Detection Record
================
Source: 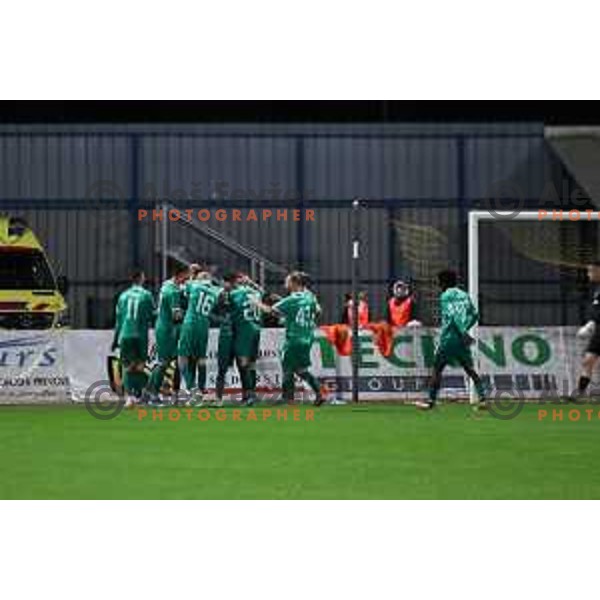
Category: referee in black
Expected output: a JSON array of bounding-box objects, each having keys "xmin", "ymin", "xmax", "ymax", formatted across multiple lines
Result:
[{"xmin": 573, "ymin": 261, "xmax": 600, "ymax": 399}]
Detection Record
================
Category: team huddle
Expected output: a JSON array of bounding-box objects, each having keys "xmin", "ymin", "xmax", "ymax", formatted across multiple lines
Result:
[
  {"xmin": 111, "ymin": 259, "xmax": 600, "ymax": 409},
  {"xmin": 112, "ymin": 263, "xmax": 489, "ymax": 410},
  {"xmin": 112, "ymin": 266, "xmax": 326, "ymax": 408}
]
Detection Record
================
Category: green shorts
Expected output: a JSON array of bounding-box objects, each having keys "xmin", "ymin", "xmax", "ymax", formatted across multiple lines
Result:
[
  {"xmin": 178, "ymin": 323, "xmax": 209, "ymax": 358},
  {"xmin": 155, "ymin": 324, "xmax": 179, "ymax": 360},
  {"xmin": 282, "ymin": 340, "xmax": 313, "ymax": 372},
  {"xmin": 120, "ymin": 336, "xmax": 148, "ymax": 366},
  {"xmin": 434, "ymin": 337, "xmax": 474, "ymax": 369},
  {"xmin": 233, "ymin": 323, "xmax": 261, "ymax": 361}
]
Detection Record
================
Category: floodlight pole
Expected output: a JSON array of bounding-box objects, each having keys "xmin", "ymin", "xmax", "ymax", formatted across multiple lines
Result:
[{"xmin": 351, "ymin": 198, "xmax": 361, "ymax": 404}]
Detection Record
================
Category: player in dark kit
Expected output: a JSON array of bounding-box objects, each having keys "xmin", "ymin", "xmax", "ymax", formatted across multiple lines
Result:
[{"xmin": 572, "ymin": 261, "xmax": 600, "ymax": 399}]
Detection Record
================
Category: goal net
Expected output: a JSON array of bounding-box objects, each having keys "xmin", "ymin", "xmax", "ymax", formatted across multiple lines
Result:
[
  {"xmin": 469, "ymin": 210, "xmax": 600, "ymax": 402},
  {"xmin": 469, "ymin": 210, "xmax": 599, "ymax": 326}
]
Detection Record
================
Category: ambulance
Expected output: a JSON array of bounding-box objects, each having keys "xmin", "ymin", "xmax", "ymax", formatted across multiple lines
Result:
[{"xmin": 0, "ymin": 216, "xmax": 68, "ymax": 329}]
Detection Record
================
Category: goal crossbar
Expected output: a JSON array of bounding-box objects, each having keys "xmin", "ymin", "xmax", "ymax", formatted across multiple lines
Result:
[{"xmin": 468, "ymin": 210, "xmax": 544, "ymax": 313}]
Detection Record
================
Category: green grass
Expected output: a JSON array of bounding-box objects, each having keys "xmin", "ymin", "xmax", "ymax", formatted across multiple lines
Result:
[{"xmin": 1, "ymin": 402, "xmax": 599, "ymax": 499}]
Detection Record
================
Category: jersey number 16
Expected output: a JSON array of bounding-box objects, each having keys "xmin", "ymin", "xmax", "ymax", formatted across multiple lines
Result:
[{"xmin": 196, "ymin": 292, "xmax": 215, "ymax": 317}]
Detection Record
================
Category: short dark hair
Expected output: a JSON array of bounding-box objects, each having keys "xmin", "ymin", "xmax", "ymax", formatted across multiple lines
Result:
[
  {"xmin": 588, "ymin": 260, "xmax": 600, "ymax": 267},
  {"xmin": 437, "ymin": 269, "xmax": 457, "ymax": 289},
  {"xmin": 288, "ymin": 271, "xmax": 309, "ymax": 287},
  {"xmin": 222, "ymin": 271, "xmax": 247, "ymax": 286},
  {"xmin": 173, "ymin": 264, "xmax": 189, "ymax": 276},
  {"xmin": 222, "ymin": 270, "xmax": 239, "ymax": 283},
  {"xmin": 130, "ymin": 269, "xmax": 145, "ymax": 283}
]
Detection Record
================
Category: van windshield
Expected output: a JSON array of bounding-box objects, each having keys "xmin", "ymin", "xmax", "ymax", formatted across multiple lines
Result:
[{"xmin": 0, "ymin": 249, "xmax": 56, "ymax": 290}]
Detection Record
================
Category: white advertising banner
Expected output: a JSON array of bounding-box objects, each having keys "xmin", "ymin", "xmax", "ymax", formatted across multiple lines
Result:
[
  {"xmin": 0, "ymin": 331, "xmax": 69, "ymax": 403},
  {"xmin": 324, "ymin": 327, "xmax": 579, "ymax": 400},
  {"xmin": 0, "ymin": 327, "xmax": 590, "ymax": 403}
]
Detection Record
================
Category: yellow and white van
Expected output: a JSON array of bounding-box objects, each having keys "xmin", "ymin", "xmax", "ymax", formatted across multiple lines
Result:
[{"xmin": 0, "ymin": 216, "xmax": 68, "ymax": 329}]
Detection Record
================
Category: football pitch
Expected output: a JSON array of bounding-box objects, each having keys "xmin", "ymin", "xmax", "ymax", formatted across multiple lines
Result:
[{"xmin": 2, "ymin": 402, "xmax": 599, "ymax": 499}]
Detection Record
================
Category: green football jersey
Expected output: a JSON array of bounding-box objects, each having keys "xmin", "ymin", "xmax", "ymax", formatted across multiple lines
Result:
[
  {"xmin": 219, "ymin": 306, "xmax": 233, "ymax": 335},
  {"xmin": 115, "ymin": 284, "xmax": 155, "ymax": 341},
  {"xmin": 155, "ymin": 279, "xmax": 184, "ymax": 328},
  {"xmin": 439, "ymin": 287, "xmax": 478, "ymax": 343},
  {"xmin": 183, "ymin": 279, "xmax": 222, "ymax": 324},
  {"xmin": 274, "ymin": 290, "xmax": 320, "ymax": 344},
  {"xmin": 229, "ymin": 285, "xmax": 262, "ymax": 329}
]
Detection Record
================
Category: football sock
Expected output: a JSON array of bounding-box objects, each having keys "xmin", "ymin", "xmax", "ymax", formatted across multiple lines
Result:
[
  {"xmin": 148, "ymin": 360, "xmax": 168, "ymax": 394},
  {"xmin": 126, "ymin": 371, "xmax": 147, "ymax": 397},
  {"xmin": 248, "ymin": 363, "xmax": 257, "ymax": 392},
  {"xmin": 197, "ymin": 363, "xmax": 207, "ymax": 391},
  {"xmin": 282, "ymin": 370, "xmax": 295, "ymax": 402},
  {"xmin": 470, "ymin": 373, "xmax": 486, "ymax": 399},
  {"xmin": 122, "ymin": 370, "xmax": 133, "ymax": 395},
  {"xmin": 428, "ymin": 385, "xmax": 439, "ymax": 404},
  {"xmin": 137, "ymin": 371, "xmax": 148, "ymax": 397},
  {"xmin": 239, "ymin": 364, "xmax": 257, "ymax": 396},
  {"xmin": 298, "ymin": 370, "xmax": 320, "ymax": 396},
  {"xmin": 216, "ymin": 369, "xmax": 226, "ymax": 400},
  {"xmin": 578, "ymin": 376, "xmax": 591, "ymax": 394},
  {"xmin": 238, "ymin": 365, "xmax": 250, "ymax": 400},
  {"xmin": 475, "ymin": 380, "xmax": 486, "ymax": 399},
  {"xmin": 179, "ymin": 358, "xmax": 197, "ymax": 391}
]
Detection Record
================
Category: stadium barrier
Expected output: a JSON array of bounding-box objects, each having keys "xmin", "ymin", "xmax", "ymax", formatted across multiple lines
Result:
[{"xmin": 0, "ymin": 327, "xmax": 589, "ymax": 404}]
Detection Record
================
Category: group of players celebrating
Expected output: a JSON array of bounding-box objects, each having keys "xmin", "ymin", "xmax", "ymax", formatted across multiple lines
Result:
[
  {"xmin": 112, "ymin": 262, "xmax": 489, "ymax": 411},
  {"xmin": 112, "ymin": 265, "xmax": 327, "ymax": 408},
  {"xmin": 112, "ymin": 259, "xmax": 600, "ymax": 410}
]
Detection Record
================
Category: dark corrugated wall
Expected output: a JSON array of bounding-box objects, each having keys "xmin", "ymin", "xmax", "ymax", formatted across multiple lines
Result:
[{"xmin": 2, "ymin": 121, "xmax": 584, "ymax": 329}]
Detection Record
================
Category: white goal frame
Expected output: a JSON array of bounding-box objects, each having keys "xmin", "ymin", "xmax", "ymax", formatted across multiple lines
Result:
[{"xmin": 467, "ymin": 210, "xmax": 543, "ymax": 402}]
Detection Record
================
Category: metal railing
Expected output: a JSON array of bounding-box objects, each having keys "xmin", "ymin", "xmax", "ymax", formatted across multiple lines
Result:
[{"xmin": 158, "ymin": 203, "xmax": 288, "ymax": 287}]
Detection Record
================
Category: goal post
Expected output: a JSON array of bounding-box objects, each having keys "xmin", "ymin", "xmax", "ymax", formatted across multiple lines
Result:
[
  {"xmin": 468, "ymin": 211, "xmax": 545, "ymax": 403},
  {"xmin": 468, "ymin": 211, "xmax": 547, "ymax": 315},
  {"xmin": 468, "ymin": 209, "xmax": 597, "ymax": 403}
]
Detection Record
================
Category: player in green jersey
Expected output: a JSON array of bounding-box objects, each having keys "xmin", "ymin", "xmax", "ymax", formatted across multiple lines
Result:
[
  {"xmin": 214, "ymin": 272, "xmax": 237, "ymax": 406},
  {"xmin": 144, "ymin": 264, "xmax": 189, "ymax": 404},
  {"xmin": 228, "ymin": 273, "xmax": 263, "ymax": 406},
  {"xmin": 256, "ymin": 271, "xmax": 325, "ymax": 406},
  {"xmin": 416, "ymin": 269, "xmax": 486, "ymax": 410},
  {"xmin": 178, "ymin": 267, "xmax": 223, "ymax": 405},
  {"xmin": 112, "ymin": 270, "xmax": 155, "ymax": 407}
]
